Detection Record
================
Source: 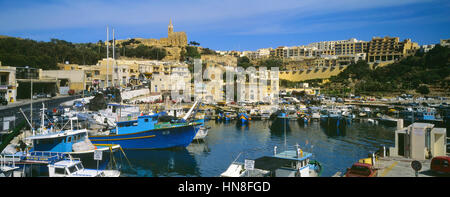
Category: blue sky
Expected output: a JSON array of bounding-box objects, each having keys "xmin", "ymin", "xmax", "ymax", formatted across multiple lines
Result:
[{"xmin": 0, "ymin": 0, "xmax": 449, "ymax": 51}]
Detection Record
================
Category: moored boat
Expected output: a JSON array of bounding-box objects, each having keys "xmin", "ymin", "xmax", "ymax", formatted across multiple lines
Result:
[
  {"xmin": 269, "ymin": 110, "xmax": 291, "ymax": 132},
  {"xmin": 221, "ymin": 145, "xmax": 322, "ymax": 177},
  {"xmin": 48, "ymin": 157, "xmax": 120, "ymax": 177},
  {"xmin": 88, "ymin": 101, "xmax": 201, "ymax": 150}
]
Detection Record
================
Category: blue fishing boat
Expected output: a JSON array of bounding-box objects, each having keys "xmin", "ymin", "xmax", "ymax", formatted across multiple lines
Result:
[
  {"xmin": 415, "ymin": 107, "xmax": 439, "ymax": 121},
  {"xmin": 223, "ymin": 112, "xmax": 232, "ymax": 121},
  {"xmin": 88, "ymin": 101, "xmax": 201, "ymax": 150},
  {"xmin": 269, "ymin": 110, "xmax": 291, "ymax": 132},
  {"xmin": 238, "ymin": 112, "xmax": 250, "ymax": 125},
  {"xmin": 297, "ymin": 109, "xmax": 310, "ymax": 125},
  {"xmin": 25, "ymin": 122, "xmax": 121, "ymax": 170},
  {"xmin": 19, "ymin": 104, "xmax": 121, "ymax": 171},
  {"xmin": 320, "ymin": 108, "xmax": 346, "ymax": 129}
]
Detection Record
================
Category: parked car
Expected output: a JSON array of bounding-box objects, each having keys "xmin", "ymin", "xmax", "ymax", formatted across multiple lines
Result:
[
  {"xmin": 430, "ymin": 156, "xmax": 450, "ymax": 174},
  {"xmin": 38, "ymin": 93, "xmax": 48, "ymax": 98},
  {"xmin": 344, "ymin": 163, "xmax": 378, "ymax": 177}
]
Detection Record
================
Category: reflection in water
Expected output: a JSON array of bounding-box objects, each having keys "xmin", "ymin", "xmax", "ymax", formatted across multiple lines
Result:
[
  {"xmin": 119, "ymin": 119, "xmax": 395, "ymax": 177},
  {"xmin": 235, "ymin": 121, "xmax": 250, "ymax": 131},
  {"xmin": 320, "ymin": 124, "xmax": 347, "ymax": 137},
  {"xmin": 269, "ymin": 119, "xmax": 292, "ymax": 137},
  {"xmin": 186, "ymin": 141, "xmax": 211, "ymax": 155},
  {"xmin": 121, "ymin": 148, "xmax": 200, "ymax": 177}
]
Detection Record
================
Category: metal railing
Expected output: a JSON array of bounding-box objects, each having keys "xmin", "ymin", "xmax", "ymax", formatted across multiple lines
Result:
[{"xmin": 0, "ymin": 154, "xmax": 17, "ymax": 169}]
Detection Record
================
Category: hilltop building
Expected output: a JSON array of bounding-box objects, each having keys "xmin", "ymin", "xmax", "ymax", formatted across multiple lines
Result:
[
  {"xmin": 115, "ymin": 19, "xmax": 187, "ymax": 48},
  {"xmin": 367, "ymin": 36, "xmax": 419, "ymax": 64},
  {"xmin": 114, "ymin": 20, "xmax": 188, "ymax": 61},
  {"xmin": 440, "ymin": 39, "xmax": 450, "ymax": 47}
]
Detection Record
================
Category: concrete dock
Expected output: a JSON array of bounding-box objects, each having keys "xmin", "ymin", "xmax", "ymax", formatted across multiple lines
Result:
[{"xmin": 375, "ymin": 156, "xmax": 435, "ymax": 177}]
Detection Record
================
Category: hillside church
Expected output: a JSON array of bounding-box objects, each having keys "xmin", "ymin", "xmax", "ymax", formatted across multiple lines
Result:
[{"xmin": 116, "ymin": 20, "xmax": 188, "ymax": 47}]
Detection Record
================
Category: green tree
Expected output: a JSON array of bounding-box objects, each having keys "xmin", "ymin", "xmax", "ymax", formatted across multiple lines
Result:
[
  {"xmin": 416, "ymin": 85, "xmax": 430, "ymax": 95},
  {"xmin": 237, "ymin": 56, "xmax": 253, "ymax": 69},
  {"xmin": 182, "ymin": 46, "xmax": 201, "ymax": 60},
  {"xmin": 257, "ymin": 58, "xmax": 283, "ymax": 68},
  {"xmin": 189, "ymin": 41, "xmax": 200, "ymax": 46}
]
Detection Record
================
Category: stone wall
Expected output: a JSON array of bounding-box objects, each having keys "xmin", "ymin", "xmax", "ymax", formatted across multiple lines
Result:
[{"xmin": 279, "ymin": 66, "xmax": 347, "ymax": 82}]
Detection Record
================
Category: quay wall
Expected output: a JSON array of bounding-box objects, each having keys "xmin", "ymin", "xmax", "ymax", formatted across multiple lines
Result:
[{"xmin": 279, "ymin": 66, "xmax": 347, "ymax": 82}]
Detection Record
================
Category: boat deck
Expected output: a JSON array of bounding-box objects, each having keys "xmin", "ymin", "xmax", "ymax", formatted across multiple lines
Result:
[{"xmin": 274, "ymin": 150, "xmax": 312, "ymax": 161}]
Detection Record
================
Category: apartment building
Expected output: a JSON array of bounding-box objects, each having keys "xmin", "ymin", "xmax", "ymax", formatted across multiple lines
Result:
[
  {"xmin": 367, "ymin": 36, "xmax": 419, "ymax": 63},
  {"xmin": 150, "ymin": 62, "xmax": 191, "ymax": 97},
  {"xmin": 0, "ymin": 66, "xmax": 17, "ymax": 102},
  {"xmin": 440, "ymin": 39, "xmax": 450, "ymax": 47},
  {"xmin": 335, "ymin": 39, "xmax": 368, "ymax": 55}
]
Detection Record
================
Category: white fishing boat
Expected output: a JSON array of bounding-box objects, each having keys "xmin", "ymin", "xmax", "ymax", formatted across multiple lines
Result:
[
  {"xmin": 193, "ymin": 125, "xmax": 209, "ymax": 141},
  {"xmin": 221, "ymin": 145, "xmax": 322, "ymax": 177},
  {"xmin": 48, "ymin": 157, "xmax": 120, "ymax": 177},
  {"xmin": 98, "ymin": 103, "xmax": 141, "ymax": 122},
  {"xmin": 260, "ymin": 110, "xmax": 271, "ymax": 120},
  {"xmin": 222, "ymin": 107, "xmax": 322, "ymax": 177}
]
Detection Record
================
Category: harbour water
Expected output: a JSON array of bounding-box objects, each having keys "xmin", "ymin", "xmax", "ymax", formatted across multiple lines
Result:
[{"xmin": 120, "ymin": 119, "xmax": 396, "ymax": 177}]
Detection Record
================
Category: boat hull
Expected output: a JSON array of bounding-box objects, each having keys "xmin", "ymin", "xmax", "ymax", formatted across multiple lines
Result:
[{"xmin": 89, "ymin": 125, "xmax": 198, "ymax": 150}]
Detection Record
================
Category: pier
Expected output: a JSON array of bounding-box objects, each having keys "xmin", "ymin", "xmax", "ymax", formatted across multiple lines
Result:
[{"xmin": 375, "ymin": 156, "xmax": 434, "ymax": 177}]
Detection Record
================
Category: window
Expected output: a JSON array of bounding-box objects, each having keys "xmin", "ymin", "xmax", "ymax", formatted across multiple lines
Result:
[
  {"xmin": 67, "ymin": 137, "xmax": 72, "ymax": 143},
  {"xmin": 55, "ymin": 167, "xmax": 66, "ymax": 175},
  {"xmin": 443, "ymin": 160, "xmax": 449, "ymax": 167},
  {"xmin": 75, "ymin": 163, "xmax": 84, "ymax": 171},
  {"xmin": 68, "ymin": 165, "xmax": 77, "ymax": 174}
]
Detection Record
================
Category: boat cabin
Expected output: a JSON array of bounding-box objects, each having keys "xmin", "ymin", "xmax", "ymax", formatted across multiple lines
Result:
[
  {"xmin": 27, "ymin": 129, "xmax": 89, "ymax": 153},
  {"xmin": 113, "ymin": 114, "xmax": 159, "ymax": 135},
  {"xmin": 48, "ymin": 159, "xmax": 104, "ymax": 177}
]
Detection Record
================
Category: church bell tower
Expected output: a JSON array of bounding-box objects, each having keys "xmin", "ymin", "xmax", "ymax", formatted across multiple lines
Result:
[{"xmin": 168, "ymin": 19, "xmax": 174, "ymax": 35}]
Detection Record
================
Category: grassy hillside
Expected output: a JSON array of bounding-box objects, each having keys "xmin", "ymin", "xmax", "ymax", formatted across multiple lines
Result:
[
  {"xmin": 323, "ymin": 45, "xmax": 450, "ymax": 97},
  {"xmin": 0, "ymin": 37, "xmax": 166, "ymax": 69}
]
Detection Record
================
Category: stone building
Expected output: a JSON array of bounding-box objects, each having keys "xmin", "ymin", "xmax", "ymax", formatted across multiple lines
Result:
[
  {"xmin": 115, "ymin": 20, "xmax": 188, "ymax": 61},
  {"xmin": 116, "ymin": 19, "xmax": 187, "ymax": 48},
  {"xmin": 367, "ymin": 36, "xmax": 419, "ymax": 63}
]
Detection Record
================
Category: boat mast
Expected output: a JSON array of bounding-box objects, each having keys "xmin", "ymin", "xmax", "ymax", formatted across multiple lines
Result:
[
  {"xmin": 106, "ymin": 26, "xmax": 109, "ymax": 88},
  {"xmin": 284, "ymin": 106, "xmax": 287, "ymax": 153},
  {"xmin": 41, "ymin": 103, "xmax": 45, "ymax": 133}
]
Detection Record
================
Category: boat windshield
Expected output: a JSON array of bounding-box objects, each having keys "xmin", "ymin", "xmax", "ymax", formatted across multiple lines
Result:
[
  {"xmin": 75, "ymin": 163, "xmax": 84, "ymax": 171},
  {"xmin": 68, "ymin": 165, "xmax": 78, "ymax": 174}
]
